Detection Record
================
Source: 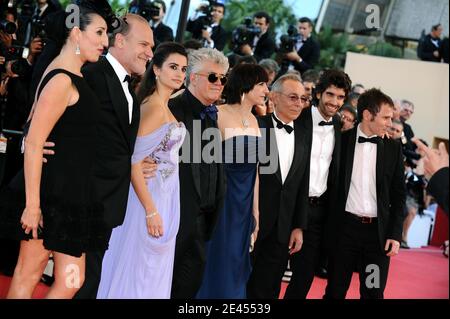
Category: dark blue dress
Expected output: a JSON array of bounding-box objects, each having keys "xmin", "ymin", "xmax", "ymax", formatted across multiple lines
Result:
[{"xmin": 196, "ymin": 135, "xmax": 260, "ymax": 299}]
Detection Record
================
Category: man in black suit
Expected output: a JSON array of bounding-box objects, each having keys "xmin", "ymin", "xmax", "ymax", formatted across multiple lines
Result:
[
  {"xmin": 418, "ymin": 24, "xmax": 443, "ymax": 62},
  {"xmin": 247, "ymin": 73, "xmax": 309, "ymax": 299},
  {"xmin": 284, "ymin": 69, "xmax": 351, "ymax": 299},
  {"xmin": 186, "ymin": 2, "xmax": 227, "ymax": 51},
  {"xmin": 324, "ymin": 88, "xmax": 406, "ymax": 299},
  {"xmin": 169, "ymin": 48, "xmax": 228, "ymax": 299},
  {"xmin": 149, "ymin": 0, "xmax": 174, "ymax": 44},
  {"xmin": 239, "ymin": 12, "xmax": 276, "ymax": 62},
  {"xmin": 74, "ymin": 14, "xmax": 154, "ymax": 299},
  {"xmin": 284, "ymin": 17, "xmax": 320, "ymax": 75}
]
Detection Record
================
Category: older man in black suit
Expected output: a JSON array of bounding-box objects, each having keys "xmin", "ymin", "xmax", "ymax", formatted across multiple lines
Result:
[
  {"xmin": 324, "ymin": 88, "xmax": 406, "ymax": 299},
  {"xmin": 169, "ymin": 48, "xmax": 229, "ymax": 299},
  {"xmin": 247, "ymin": 73, "xmax": 310, "ymax": 299}
]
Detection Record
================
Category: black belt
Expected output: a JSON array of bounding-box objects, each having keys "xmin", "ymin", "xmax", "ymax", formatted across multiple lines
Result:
[
  {"xmin": 308, "ymin": 196, "xmax": 326, "ymax": 206},
  {"xmin": 345, "ymin": 211, "xmax": 377, "ymax": 224}
]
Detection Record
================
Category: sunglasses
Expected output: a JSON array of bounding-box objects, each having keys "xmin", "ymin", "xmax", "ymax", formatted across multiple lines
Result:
[{"xmin": 196, "ymin": 72, "xmax": 227, "ymax": 85}]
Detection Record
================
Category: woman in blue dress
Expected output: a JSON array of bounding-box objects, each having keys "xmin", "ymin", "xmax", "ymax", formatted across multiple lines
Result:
[
  {"xmin": 97, "ymin": 42, "xmax": 187, "ymax": 298},
  {"xmin": 196, "ymin": 63, "xmax": 269, "ymax": 298}
]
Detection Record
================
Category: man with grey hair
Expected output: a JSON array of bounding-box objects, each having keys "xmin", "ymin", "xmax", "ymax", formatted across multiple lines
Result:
[
  {"xmin": 247, "ymin": 74, "xmax": 309, "ymax": 298},
  {"xmin": 169, "ymin": 48, "xmax": 229, "ymax": 298},
  {"xmin": 259, "ymin": 58, "xmax": 280, "ymax": 86}
]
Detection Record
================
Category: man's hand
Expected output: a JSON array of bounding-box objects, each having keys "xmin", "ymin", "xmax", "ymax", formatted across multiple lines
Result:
[
  {"xmin": 201, "ymin": 29, "xmax": 212, "ymax": 43},
  {"xmin": 285, "ymin": 50, "xmax": 302, "ymax": 62},
  {"xmin": 0, "ymin": 76, "xmax": 9, "ymax": 96},
  {"xmin": 142, "ymin": 157, "xmax": 158, "ymax": 182},
  {"xmin": 289, "ymin": 228, "xmax": 303, "ymax": 254},
  {"xmin": 240, "ymin": 44, "xmax": 253, "ymax": 56},
  {"xmin": 385, "ymin": 239, "xmax": 400, "ymax": 257},
  {"xmin": 433, "ymin": 50, "xmax": 440, "ymax": 58},
  {"xmin": 413, "ymin": 139, "xmax": 449, "ymax": 178}
]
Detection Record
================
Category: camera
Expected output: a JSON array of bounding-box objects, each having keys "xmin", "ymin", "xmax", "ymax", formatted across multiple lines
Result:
[
  {"xmin": 129, "ymin": 0, "xmax": 162, "ymax": 21},
  {"xmin": 0, "ymin": 44, "xmax": 29, "ymax": 77},
  {"xmin": 231, "ymin": 17, "xmax": 261, "ymax": 53},
  {"xmin": 0, "ymin": 19, "xmax": 17, "ymax": 34},
  {"xmin": 278, "ymin": 24, "xmax": 300, "ymax": 54},
  {"xmin": 195, "ymin": 0, "xmax": 220, "ymax": 31}
]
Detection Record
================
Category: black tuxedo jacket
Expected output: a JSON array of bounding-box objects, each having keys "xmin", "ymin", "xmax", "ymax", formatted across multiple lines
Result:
[
  {"xmin": 254, "ymin": 32, "xmax": 276, "ymax": 62},
  {"xmin": 329, "ymin": 127, "xmax": 406, "ymax": 252},
  {"xmin": 420, "ymin": 34, "xmax": 441, "ymax": 62},
  {"xmin": 257, "ymin": 115, "xmax": 309, "ymax": 243},
  {"xmin": 82, "ymin": 58, "xmax": 140, "ymax": 229},
  {"xmin": 295, "ymin": 107, "xmax": 341, "ymax": 229},
  {"xmin": 186, "ymin": 20, "xmax": 228, "ymax": 51},
  {"xmin": 292, "ymin": 37, "xmax": 320, "ymax": 74},
  {"xmin": 169, "ymin": 90, "xmax": 225, "ymax": 241},
  {"xmin": 153, "ymin": 22, "xmax": 174, "ymax": 44}
]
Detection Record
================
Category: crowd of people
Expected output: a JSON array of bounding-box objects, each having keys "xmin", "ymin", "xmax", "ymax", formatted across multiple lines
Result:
[{"xmin": 0, "ymin": 0, "xmax": 448, "ymax": 300}]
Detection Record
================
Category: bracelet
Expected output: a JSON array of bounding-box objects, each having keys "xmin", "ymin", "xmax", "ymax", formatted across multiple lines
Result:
[{"xmin": 145, "ymin": 212, "xmax": 158, "ymax": 219}]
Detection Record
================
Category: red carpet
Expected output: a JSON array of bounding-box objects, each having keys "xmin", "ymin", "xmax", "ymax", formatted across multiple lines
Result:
[
  {"xmin": 279, "ymin": 246, "xmax": 449, "ymax": 299},
  {"xmin": 1, "ymin": 246, "xmax": 448, "ymax": 299}
]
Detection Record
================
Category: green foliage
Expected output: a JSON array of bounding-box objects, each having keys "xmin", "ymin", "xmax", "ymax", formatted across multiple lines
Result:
[
  {"xmin": 367, "ymin": 41, "xmax": 402, "ymax": 58},
  {"xmin": 316, "ymin": 25, "xmax": 362, "ymax": 70},
  {"xmin": 58, "ymin": 0, "xmax": 131, "ymax": 13},
  {"xmin": 222, "ymin": 0, "xmax": 297, "ymax": 36}
]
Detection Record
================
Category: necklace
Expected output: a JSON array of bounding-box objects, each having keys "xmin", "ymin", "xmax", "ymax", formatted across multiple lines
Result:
[{"xmin": 242, "ymin": 118, "xmax": 249, "ymax": 129}]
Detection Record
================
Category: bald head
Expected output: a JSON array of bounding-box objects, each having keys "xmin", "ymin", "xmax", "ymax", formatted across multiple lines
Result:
[{"xmin": 108, "ymin": 13, "xmax": 154, "ymax": 75}]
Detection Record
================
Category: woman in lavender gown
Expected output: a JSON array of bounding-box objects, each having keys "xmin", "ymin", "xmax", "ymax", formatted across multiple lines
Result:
[{"xmin": 97, "ymin": 43, "xmax": 187, "ymax": 298}]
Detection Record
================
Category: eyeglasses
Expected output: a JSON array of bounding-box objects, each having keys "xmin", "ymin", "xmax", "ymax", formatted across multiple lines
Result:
[
  {"xmin": 341, "ymin": 114, "xmax": 355, "ymax": 123},
  {"xmin": 195, "ymin": 72, "xmax": 227, "ymax": 85},
  {"xmin": 277, "ymin": 92, "xmax": 310, "ymax": 104}
]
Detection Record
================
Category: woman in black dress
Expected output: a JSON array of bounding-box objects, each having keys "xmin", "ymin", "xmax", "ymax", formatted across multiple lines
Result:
[{"xmin": 0, "ymin": 3, "xmax": 110, "ymax": 298}]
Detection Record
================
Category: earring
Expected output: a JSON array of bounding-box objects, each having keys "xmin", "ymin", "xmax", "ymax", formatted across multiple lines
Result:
[
  {"xmin": 241, "ymin": 93, "xmax": 245, "ymax": 104},
  {"xmin": 155, "ymin": 75, "xmax": 158, "ymax": 81},
  {"xmin": 75, "ymin": 44, "xmax": 80, "ymax": 55}
]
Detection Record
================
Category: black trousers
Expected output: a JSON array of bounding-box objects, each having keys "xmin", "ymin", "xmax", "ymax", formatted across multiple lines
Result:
[
  {"xmin": 284, "ymin": 202, "xmax": 326, "ymax": 299},
  {"xmin": 171, "ymin": 214, "xmax": 207, "ymax": 299},
  {"xmin": 247, "ymin": 226, "xmax": 290, "ymax": 299},
  {"xmin": 73, "ymin": 229, "xmax": 112, "ymax": 299},
  {"xmin": 324, "ymin": 212, "xmax": 390, "ymax": 299}
]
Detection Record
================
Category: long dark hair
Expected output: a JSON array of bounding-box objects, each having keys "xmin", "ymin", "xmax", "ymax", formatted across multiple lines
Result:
[{"xmin": 137, "ymin": 42, "xmax": 188, "ymax": 104}]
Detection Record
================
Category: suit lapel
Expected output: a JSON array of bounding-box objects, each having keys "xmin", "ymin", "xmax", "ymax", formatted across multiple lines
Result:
[
  {"xmin": 284, "ymin": 119, "xmax": 304, "ymax": 184},
  {"xmin": 344, "ymin": 128, "xmax": 357, "ymax": 199},
  {"xmin": 263, "ymin": 115, "xmax": 282, "ymax": 184},
  {"xmin": 102, "ymin": 59, "xmax": 132, "ymax": 150},
  {"xmin": 376, "ymin": 138, "xmax": 385, "ymax": 198},
  {"xmin": 180, "ymin": 94, "xmax": 201, "ymax": 198}
]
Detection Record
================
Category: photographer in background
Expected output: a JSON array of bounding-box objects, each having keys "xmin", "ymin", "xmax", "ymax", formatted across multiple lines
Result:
[
  {"xmin": 238, "ymin": 11, "xmax": 275, "ymax": 62},
  {"xmin": 130, "ymin": 0, "xmax": 173, "ymax": 44},
  {"xmin": 281, "ymin": 17, "xmax": 320, "ymax": 76},
  {"xmin": 186, "ymin": 0, "xmax": 227, "ymax": 51}
]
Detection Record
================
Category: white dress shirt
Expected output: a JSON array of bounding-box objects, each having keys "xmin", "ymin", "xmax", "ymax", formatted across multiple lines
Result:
[
  {"xmin": 272, "ymin": 113, "xmax": 295, "ymax": 184},
  {"xmin": 345, "ymin": 125, "xmax": 378, "ymax": 217},
  {"xmin": 309, "ymin": 106, "xmax": 335, "ymax": 197},
  {"xmin": 106, "ymin": 53, "xmax": 133, "ymax": 124}
]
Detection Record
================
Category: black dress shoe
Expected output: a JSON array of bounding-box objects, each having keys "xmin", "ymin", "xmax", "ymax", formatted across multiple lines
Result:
[
  {"xmin": 400, "ymin": 240, "xmax": 410, "ymax": 249},
  {"xmin": 315, "ymin": 267, "xmax": 328, "ymax": 279}
]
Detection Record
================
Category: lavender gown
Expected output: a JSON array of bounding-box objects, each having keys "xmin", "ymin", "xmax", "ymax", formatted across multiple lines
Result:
[{"xmin": 97, "ymin": 122, "xmax": 186, "ymax": 299}]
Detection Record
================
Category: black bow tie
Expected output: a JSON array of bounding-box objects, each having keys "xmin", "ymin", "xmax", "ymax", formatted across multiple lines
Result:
[
  {"xmin": 272, "ymin": 114, "xmax": 294, "ymax": 134},
  {"xmin": 123, "ymin": 75, "xmax": 132, "ymax": 83},
  {"xmin": 319, "ymin": 120, "xmax": 333, "ymax": 126},
  {"xmin": 358, "ymin": 136, "xmax": 379, "ymax": 144},
  {"xmin": 200, "ymin": 104, "xmax": 218, "ymax": 121}
]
